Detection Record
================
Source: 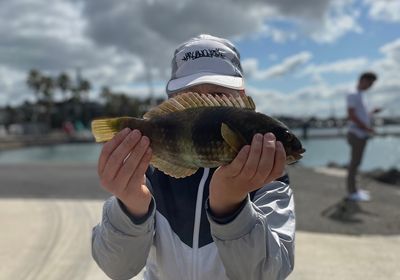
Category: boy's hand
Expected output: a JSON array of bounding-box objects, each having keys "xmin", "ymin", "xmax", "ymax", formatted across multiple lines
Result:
[
  {"xmin": 98, "ymin": 128, "xmax": 153, "ymax": 218},
  {"xmin": 209, "ymin": 133, "xmax": 286, "ymax": 217}
]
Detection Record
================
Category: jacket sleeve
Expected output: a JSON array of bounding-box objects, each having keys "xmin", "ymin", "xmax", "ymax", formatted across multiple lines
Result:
[
  {"xmin": 206, "ymin": 181, "xmax": 295, "ymax": 280},
  {"xmin": 91, "ymin": 196, "xmax": 155, "ymax": 280}
]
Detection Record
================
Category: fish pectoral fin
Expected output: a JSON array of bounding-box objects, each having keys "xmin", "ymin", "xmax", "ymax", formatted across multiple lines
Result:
[
  {"xmin": 150, "ymin": 155, "xmax": 198, "ymax": 178},
  {"xmin": 221, "ymin": 123, "xmax": 247, "ymax": 153}
]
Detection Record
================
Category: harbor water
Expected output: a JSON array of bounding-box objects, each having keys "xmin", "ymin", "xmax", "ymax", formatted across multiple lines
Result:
[{"xmin": 0, "ymin": 131, "xmax": 399, "ymax": 172}]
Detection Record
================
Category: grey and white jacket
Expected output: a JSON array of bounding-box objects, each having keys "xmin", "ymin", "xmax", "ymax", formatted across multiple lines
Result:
[{"xmin": 92, "ymin": 167, "xmax": 295, "ymax": 280}]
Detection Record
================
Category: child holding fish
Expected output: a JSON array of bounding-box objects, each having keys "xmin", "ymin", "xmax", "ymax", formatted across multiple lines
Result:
[{"xmin": 92, "ymin": 34, "xmax": 303, "ymax": 280}]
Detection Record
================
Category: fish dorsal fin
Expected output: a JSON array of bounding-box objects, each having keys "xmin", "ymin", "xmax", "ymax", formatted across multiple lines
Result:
[
  {"xmin": 244, "ymin": 96, "xmax": 256, "ymax": 110},
  {"xmin": 150, "ymin": 154, "xmax": 198, "ymax": 178},
  {"xmin": 221, "ymin": 123, "xmax": 247, "ymax": 153},
  {"xmin": 143, "ymin": 92, "xmax": 256, "ymax": 119}
]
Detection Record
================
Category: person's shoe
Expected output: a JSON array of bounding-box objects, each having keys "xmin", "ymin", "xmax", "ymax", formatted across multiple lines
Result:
[
  {"xmin": 358, "ymin": 188, "xmax": 370, "ymax": 195},
  {"xmin": 347, "ymin": 190, "xmax": 371, "ymax": 202}
]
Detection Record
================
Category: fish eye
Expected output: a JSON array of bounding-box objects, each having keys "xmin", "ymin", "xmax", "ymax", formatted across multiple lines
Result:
[{"xmin": 285, "ymin": 130, "xmax": 294, "ymax": 142}]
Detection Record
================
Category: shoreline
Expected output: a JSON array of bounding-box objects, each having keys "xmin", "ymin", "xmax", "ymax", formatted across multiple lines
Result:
[
  {"xmin": 0, "ymin": 132, "xmax": 94, "ymax": 151},
  {"xmin": 322, "ymin": 162, "xmax": 400, "ymax": 187}
]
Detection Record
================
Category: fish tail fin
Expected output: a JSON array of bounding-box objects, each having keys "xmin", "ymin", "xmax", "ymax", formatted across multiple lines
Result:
[
  {"xmin": 91, "ymin": 117, "xmax": 143, "ymax": 142},
  {"xmin": 91, "ymin": 118, "xmax": 120, "ymax": 142}
]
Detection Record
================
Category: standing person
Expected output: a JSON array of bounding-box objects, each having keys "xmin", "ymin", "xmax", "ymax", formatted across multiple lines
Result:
[
  {"xmin": 346, "ymin": 72, "xmax": 380, "ymax": 202},
  {"xmin": 91, "ymin": 34, "xmax": 295, "ymax": 280}
]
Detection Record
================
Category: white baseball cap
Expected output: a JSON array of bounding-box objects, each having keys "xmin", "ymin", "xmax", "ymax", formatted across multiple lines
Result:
[{"xmin": 166, "ymin": 34, "xmax": 244, "ymax": 95}]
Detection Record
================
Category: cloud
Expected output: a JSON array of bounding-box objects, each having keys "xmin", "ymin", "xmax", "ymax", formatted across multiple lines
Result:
[
  {"xmin": 364, "ymin": 0, "xmax": 400, "ymax": 23},
  {"xmin": 258, "ymin": 25, "xmax": 297, "ymax": 43},
  {"xmin": 262, "ymin": 0, "xmax": 363, "ymax": 43},
  {"xmin": 367, "ymin": 38, "xmax": 400, "ymax": 114},
  {"xmin": 309, "ymin": 3, "xmax": 362, "ymax": 43},
  {"xmin": 369, "ymin": 38, "xmax": 400, "ymax": 84},
  {"xmin": 0, "ymin": 1, "xmax": 87, "ymax": 71},
  {"xmin": 379, "ymin": 38, "xmax": 400, "ymax": 62},
  {"xmin": 81, "ymin": 0, "xmax": 266, "ymax": 68},
  {"xmin": 248, "ymin": 38, "xmax": 400, "ymax": 117},
  {"xmin": 0, "ymin": 0, "xmax": 393, "ymax": 111},
  {"xmin": 0, "ymin": 67, "xmax": 28, "ymax": 105},
  {"xmin": 245, "ymin": 82, "xmax": 351, "ymax": 117},
  {"xmin": 0, "ymin": 1, "xmax": 146, "ymax": 79},
  {"xmin": 243, "ymin": 52, "xmax": 313, "ymax": 80},
  {"xmin": 301, "ymin": 57, "xmax": 368, "ymax": 78},
  {"xmin": 0, "ymin": 0, "xmax": 363, "ymax": 72},
  {"xmin": 80, "ymin": 0, "xmax": 362, "ymax": 68}
]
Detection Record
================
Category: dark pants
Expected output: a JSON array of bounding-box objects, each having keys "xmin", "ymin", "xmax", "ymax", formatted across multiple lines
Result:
[{"xmin": 346, "ymin": 132, "xmax": 368, "ymax": 194}]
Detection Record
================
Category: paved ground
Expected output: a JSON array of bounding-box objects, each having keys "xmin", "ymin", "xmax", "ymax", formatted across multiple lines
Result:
[
  {"xmin": 289, "ymin": 232, "xmax": 400, "ymax": 280},
  {"xmin": 0, "ymin": 198, "xmax": 144, "ymax": 280},
  {"xmin": 0, "ymin": 163, "xmax": 399, "ymax": 279},
  {"xmin": 289, "ymin": 164, "xmax": 400, "ymax": 235}
]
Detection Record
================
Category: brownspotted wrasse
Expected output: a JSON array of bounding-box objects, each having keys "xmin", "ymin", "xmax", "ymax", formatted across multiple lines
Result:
[{"xmin": 91, "ymin": 92, "xmax": 305, "ymax": 178}]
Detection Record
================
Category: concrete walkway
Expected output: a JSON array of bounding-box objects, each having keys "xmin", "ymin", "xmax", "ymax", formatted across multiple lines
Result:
[
  {"xmin": 289, "ymin": 232, "xmax": 400, "ymax": 280},
  {"xmin": 1, "ymin": 197, "xmax": 399, "ymax": 280}
]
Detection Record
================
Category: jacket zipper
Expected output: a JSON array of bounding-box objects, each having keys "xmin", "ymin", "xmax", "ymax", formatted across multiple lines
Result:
[{"xmin": 191, "ymin": 168, "xmax": 209, "ymax": 280}]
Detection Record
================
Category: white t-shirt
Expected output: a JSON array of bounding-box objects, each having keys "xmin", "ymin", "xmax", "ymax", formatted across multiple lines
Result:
[{"xmin": 347, "ymin": 91, "xmax": 370, "ymax": 139}]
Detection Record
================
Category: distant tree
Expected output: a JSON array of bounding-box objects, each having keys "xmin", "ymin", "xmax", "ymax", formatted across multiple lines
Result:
[
  {"xmin": 4, "ymin": 106, "xmax": 15, "ymax": 131},
  {"xmin": 71, "ymin": 78, "xmax": 91, "ymax": 102},
  {"xmin": 40, "ymin": 76, "xmax": 54, "ymax": 101},
  {"xmin": 56, "ymin": 72, "xmax": 72, "ymax": 123},
  {"xmin": 20, "ymin": 101, "xmax": 34, "ymax": 122},
  {"xmin": 26, "ymin": 69, "xmax": 42, "ymax": 123},
  {"xmin": 99, "ymin": 86, "xmax": 141, "ymax": 117},
  {"xmin": 57, "ymin": 72, "xmax": 71, "ymax": 100},
  {"xmin": 100, "ymin": 86, "xmax": 112, "ymax": 101},
  {"xmin": 27, "ymin": 69, "xmax": 42, "ymax": 100},
  {"xmin": 40, "ymin": 76, "xmax": 55, "ymax": 128},
  {"xmin": 79, "ymin": 79, "xmax": 91, "ymax": 101}
]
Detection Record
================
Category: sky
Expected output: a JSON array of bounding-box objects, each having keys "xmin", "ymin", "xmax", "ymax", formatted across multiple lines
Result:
[{"xmin": 0, "ymin": 0, "xmax": 399, "ymax": 118}]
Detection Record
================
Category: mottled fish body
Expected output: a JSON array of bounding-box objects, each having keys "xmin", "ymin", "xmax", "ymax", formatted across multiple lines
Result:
[{"xmin": 92, "ymin": 92, "xmax": 305, "ymax": 178}]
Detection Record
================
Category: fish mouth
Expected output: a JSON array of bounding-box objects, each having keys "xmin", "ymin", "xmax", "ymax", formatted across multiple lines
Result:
[{"xmin": 286, "ymin": 148, "xmax": 306, "ymax": 164}]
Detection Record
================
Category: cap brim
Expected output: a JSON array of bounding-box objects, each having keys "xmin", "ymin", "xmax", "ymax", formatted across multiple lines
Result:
[{"xmin": 167, "ymin": 72, "xmax": 244, "ymax": 94}]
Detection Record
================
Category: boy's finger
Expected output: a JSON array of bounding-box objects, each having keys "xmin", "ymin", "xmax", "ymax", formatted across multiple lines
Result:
[
  {"xmin": 98, "ymin": 128, "xmax": 131, "ymax": 175},
  {"xmin": 251, "ymin": 133, "xmax": 276, "ymax": 185},
  {"xmin": 102, "ymin": 130, "xmax": 142, "ymax": 181},
  {"xmin": 240, "ymin": 134, "xmax": 264, "ymax": 179},
  {"xmin": 126, "ymin": 147, "xmax": 153, "ymax": 192},
  {"xmin": 266, "ymin": 141, "xmax": 286, "ymax": 182},
  {"xmin": 223, "ymin": 145, "xmax": 250, "ymax": 177},
  {"xmin": 115, "ymin": 137, "xmax": 150, "ymax": 188}
]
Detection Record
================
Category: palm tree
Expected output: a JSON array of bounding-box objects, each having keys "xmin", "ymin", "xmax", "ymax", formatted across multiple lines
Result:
[
  {"xmin": 78, "ymin": 79, "xmax": 91, "ymax": 101},
  {"xmin": 40, "ymin": 76, "xmax": 54, "ymax": 100},
  {"xmin": 27, "ymin": 69, "xmax": 42, "ymax": 99},
  {"xmin": 57, "ymin": 72, "xmax": 72, "ymax": 123},
  {"xmin": 100, "ymin": 86, "xmax": 112, "ymax": 100},
  {"xmin": 70, "ymin": 78, "xmax": 91, "ymax": 102},
  {"xmin": 40, "ymin": 76, "xmax": 55, "ymax": 129},
  {"xmin": 26, "ymin": 69, "xmax": 42, "ymax": 123},
  {"xmin": 57, "ymin": 72, "xmax": 71, "ymax": 101}
]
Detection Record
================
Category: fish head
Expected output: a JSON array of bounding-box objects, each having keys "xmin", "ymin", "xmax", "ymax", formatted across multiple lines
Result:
[{"xmin": 272, "ymin": 126, "xmax": 305, "ymax": 164}]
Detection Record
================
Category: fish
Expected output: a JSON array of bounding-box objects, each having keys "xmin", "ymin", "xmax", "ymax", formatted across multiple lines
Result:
[{"xmin": 91, "ymin": 92, "xmax": 305, "ymax": 178}]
